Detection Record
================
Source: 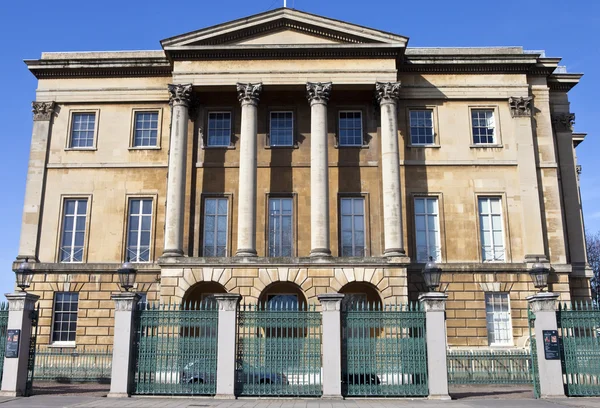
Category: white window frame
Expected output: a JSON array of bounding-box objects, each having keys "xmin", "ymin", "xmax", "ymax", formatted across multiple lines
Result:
[
  {"xmin": 478, "ymin": 196, "xmax": 506, "ymax": 262},
  {"xmin": 66, "ymin": 109, "xmax": 99, "ymax": 150},
  {"xmin": 470, "ymin": 108, "xmax": 498, "ymax": 145},
  {"xmin": 339, "ymin": 197, "xmax": 366, "ymax": 256},
  {"xmin": 409, "ymin": 109, "xmax": 435, "ymax": 146},
  {"xmin": 268, "ymin": 197, "xmax": 294, "ymax": 257},
  {"xmin": 126, "ymin": 198, "xmax": 153, "ymax": 263},
  {"xmin": 51, "ymin": 292, "xmax": 79, "ymax": 346},
  {"xmin": 130, "ymin": 109, "xmax": 162, "ymax": 149},
  {"xmin": 206, "ymin": 111, "xmax": 233, "ymax": 147},
  {"xmin": 202, "ymin": 197, "xmax": 229, "ymax": 257},
  {"xmin": 414, "ymin": 197, "xmax": 441, "ymax": 262},
  {"xmin": 485, "ymin": 292, "xmax": 513, "ymax": 346},
  {"xmin": 338, "ymin": 110, "xmax": 364, "ymax": 147},
  {"xmin": 59, "ymin": 198, "xmax": 88, "ymax": 263},
  {"xmin": 268, "ymin": 111, "xmax": 295, "ymax": 147}
]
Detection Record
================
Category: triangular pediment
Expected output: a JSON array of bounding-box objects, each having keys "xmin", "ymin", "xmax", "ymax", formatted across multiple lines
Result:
[{"xmin": 161, "ymin": 8, "xmax": 408, "ymax": 49}]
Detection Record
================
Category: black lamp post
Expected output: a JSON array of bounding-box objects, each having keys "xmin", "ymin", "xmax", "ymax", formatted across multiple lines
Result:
[
  {"xmin": 13, "ymin": 259, "xmax": 34, "ymax": 292},
  {"xmin": 422, "ymin": 256, "xmax": 442, "ymax": 292},
  {"xmin": 529, "ymin": 256, "xmax": 550, "ymax": 292},
  {"xmin": 117, "ymin": 262, "xmax": 137, "ymax": 292}
]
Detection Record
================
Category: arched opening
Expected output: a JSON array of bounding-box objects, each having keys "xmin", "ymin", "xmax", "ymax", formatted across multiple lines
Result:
[
  {"xmin": 339, "ymin": 281, "xmax": 382, "ymax": 310},
  {"xmin": 183, "ymin": 281, "xmax": 227, "ymax": 309},
  {"xmin": 258, "ymin": 281, "xmax": 307, "ymax": 310}
]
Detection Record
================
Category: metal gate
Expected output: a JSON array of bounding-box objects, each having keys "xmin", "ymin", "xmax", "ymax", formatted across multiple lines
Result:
[
  {"xmin": 236, "ymin": 302, "xmax": 322, "ymax": 397},
  {"xmin": 0, "ymin": 303, "xmax": 9, "ymax": 382},
  {"xmin": 447, "ymin": 349, "xmax": 533, "ymax": 385},
  {"xmin": 341, "ymin": 302, "xmax": 428, "ymax": 397},
  {"xmin": 558, "ymin": 302, "xmax": 600, "ymax": 396},
  {"xmin": 25, "ymin": 305, "xmax": 39, "ymax": 396},
  {"xmin": 131, "ymin": 302, "xmax": 219, "ymax": 395}
]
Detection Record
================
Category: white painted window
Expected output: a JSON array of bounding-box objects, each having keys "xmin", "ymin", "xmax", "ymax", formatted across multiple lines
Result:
[
  {"xmin": 409, "ymin": 110, "xmax": 434, "ymax": 145},
  {"xmin": 126, "ymin": 199, "xmax": 153, "ymax": 262},
  {"xmin": 203, "ymin": 198, "xmax": 228, "ymax": 256},
  {"xmin": 207, "ymin": 112, "xmax": 231, "ymax": 147},
  {"xmin": 133, "ymin": 111, "xmax": 159, "ymax": 147},
  {"xmin": 70, "ymin": 112, "xmax": 96, "ymax": 148},
  {"xmin": 485, "ymin": 292, "xmax": 513, "ymax": 346},
  {"xmin": 340, "ymin": 197, "xmax": 365, "ymax": 256},
  {"xmin": 478, "ymin": 197, "xmax": 505, "ymax": 261},
  {"xmin": 269, "ymin": 111, "xmax": 294, "ymax": 146},
  {"xmin": 414, "ymin": 197, "xmax": 441, "ymax": 262},
  {"xmin": 51, "ymin": 292, "xmax": 79, "ymax": 343},
  {"xmin": 59, "ymin": 199, "xmax": 88, "ymax": 263},
  {"xmin": 268, "ymin": 198, "xmax": 293, "ymax": 256},
  {"xmin": 471, "ymin": 109, "xmax": 496, "ymax": 144},
  {"xmin": 338, "ymin": 111, "xmax": 363, "ymax": 146}
]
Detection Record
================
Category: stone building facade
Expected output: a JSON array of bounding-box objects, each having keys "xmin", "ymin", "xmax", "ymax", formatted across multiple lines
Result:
[{"xmin": 16, "ymin": 8, "xmax": 591, "ymax": 350}]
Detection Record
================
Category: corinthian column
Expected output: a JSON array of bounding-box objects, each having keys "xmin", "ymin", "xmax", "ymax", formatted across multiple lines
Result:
[
  {"xmin": 307, "ymin": 82, "xmax": 332, "ymax": 257},
  {"xmin": 376, "ymin": 82, "xmax": 405, "ymax": 257},
  {"xmin": 17, "ymin": 102, "xmax": 56, "ymax": 262},
  {"xmin": 163, "ymin": 84, "xmax": 192, "ymax": 257},
  {"xmin": 236, "ymin": 83, "xmax": 262, "ymax": 257}
]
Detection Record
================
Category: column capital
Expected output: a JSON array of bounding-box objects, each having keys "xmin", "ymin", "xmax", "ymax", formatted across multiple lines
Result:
[
  {"xmin": 111, "ymin": 292, "xmax": 140, "ymax": 311},
  {"xmin": 168, "ymin": 83, "xmax": 193, "ymax": 107},
  {"xmin": 4, "ymin": 293, "xmax": 40, "ymax": 311},
  {"xmin": 509, "ymin": 96, "xmax": 533, "ymax": 117},
  {"xmin": 32, "ymin": 101, "xmax": 55, "ymax": 121},
  {"xmin": 237, "ymin": 82, "xmax": 262, "ymax": 106},
  {"xmin": 418, "ymin": 292, "xmax": 448, "ymax": 312},
  {"xmin": 551, "ymin": 112, "xmax": 575, "ymax": 132},
  {"xmin": 306, "ymin": 82, "xmax": 332, "ymax": 105},
  {"xmin": 526, "ymin": 292, "xmax": 559, "ymax": 313},
  {"xmin": 317, "ymin": 293, "xmax": 345, "ymax": 311},
  {"xmin": 214, "ymin": 294, "xmax": 242, "ymax": 311},
  {"xmin": 375, "ymin": 81, "xmax": 401, "ymax": 104}
]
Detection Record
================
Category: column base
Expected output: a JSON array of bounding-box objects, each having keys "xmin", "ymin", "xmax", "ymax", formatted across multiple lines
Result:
[
  {"xmin": 161, "ymin": 249, "xmax": 184, "ymax": 257},
  {"xmin": 383, "ymin": 248, "xmax": 406, "ymax": 257},
  {"xmin": 310, "ymin": 248, "xmax": 331, "ymax": 258},
  {"xmin": 321, "ymin": 395, "xmax": 343, "ymax": 400},
  {"xmin": 15, "ymin": 255, "xmax": 38, "ymax": 263},
  {"xmin": 525, "ymin": 254, "xmax": 549, "ymax": 263},
  {"xmin": 428, "ymin": 394, "xmax": 451, "ymax": 400},
  {"xmin": 235, "ymin": 249, "xmax": 257, "ymax": 257},
  {"xmin": 0, "ymin": 391, "xmax": 19, "ymax": 397},
  {"xmin": 107, "ymin": 392, "xmax": 130, "ymax": 398},
  {"xmin": 214, "ymin": 393, "xmax": 237, "ymax": 400}
]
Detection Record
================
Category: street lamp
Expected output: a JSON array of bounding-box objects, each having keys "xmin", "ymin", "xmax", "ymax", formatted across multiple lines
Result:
[
  {"xmin": 13, "ymin": 259, "xmax": 34, "ymax": 292},
  {"xmin": 117, "ymin": 262, "xmax": 137, "ymax": 292},
  {"xmin": 529, "ymin": 257, "xmax": 550, "ymax": 292},
  {"xmin": 422, "ymin": 256, "xmax": 442, "ymax": 292}
]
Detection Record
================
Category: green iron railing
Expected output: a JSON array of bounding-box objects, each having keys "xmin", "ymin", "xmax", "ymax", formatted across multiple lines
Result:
[
  {"xmin": 33, "ymin": 346, "xmax": 112, "ymax": 382},
  {"xmin": 558, "ymin": 302, "xmax": 600, "ymax": 396},
  {"xmin": 236, "ymin": 302, "xmax": 322, "ymax": 397},
  {"xmin": 528, "ymin": 308, "xmax": 540, "ymax": 399},
  {"xmin": 131, "ymin": 302, "xmax": 219, "ymax": 396},
  {"xmin": 447, "ymin": 349, "xmax": 533, "ymax": 385},
  {"xmin": 0, "ymin": 303, "xmax": 9, "ymax": 382},
  {"xmin": 341, "ymin": 302, "xmax": 428, "ymax": 397}
]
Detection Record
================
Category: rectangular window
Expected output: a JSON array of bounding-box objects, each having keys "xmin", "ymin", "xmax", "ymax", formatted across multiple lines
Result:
[
  {"xmin": 268, "ymin": 198, "xmax": 293, "ymax": 256},
  {"xmin": 485, "ymin": 293, "xmax": 513, "ymax": 346},
  {"xmin": 203, "ymin": 198, "xmax": 228, "ymax": 256},
  {"xmin": 52, "ymin": 292, "xmax": 79, "ymax": 343},
  {"xmin": 133, "ymin": 111, "xmax": 159, "ymax": 147},
  {"xmin": 59, "ymin": 199, "xmax": 88, "ymax": 263},
  {"xmin": 409, "ymin": 110, "xmax": 435, "ymax": 145},
  {"xmin": 207, "ymin": 112, "xmax": 232, "ymax": 147},
  {"xmin": 478, "ymin": 197, "xmax": 505, "ymax": 261},
  {"xmin": 70, "ymin": 112, "xmax": 96, "ymax": 148},
  {"xmin": 414, "ymin": 197, "xmax": 441, "ymax": 262},
  {"xmin": 126, "ymin": 198, "xmax": 153, "ymax": 262},
  {"xmin": 472, "ymin": 109, "xmax": 496, "ymax": 144},
  {"xmin": 338, "ymin": 111, "xmax": 363, "ymax": 146},
  {"xmin": 340, "ymin": 197, "xmax": 365, "ymax": 256},
  {"xmin": 269, "ymin": 111, "xmax": 294, "ymax": 146}
]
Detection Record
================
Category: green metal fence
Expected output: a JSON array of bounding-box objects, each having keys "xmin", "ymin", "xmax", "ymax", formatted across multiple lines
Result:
[
  {"xmin": 131, "ymin": 302, "xmax": 219, "ymax": 396},
  {"xmin": 0, "ymin": 303, "xmax": 9, "ymax": 382},
  {"xmin": 447, "ymin": 349, "xmax": 533, "ymax": 385},
  {"xmin": 33, "ymin": 347, "xmax": 112, "ymax": 382},
  {"xmin": 341, "ymin": 302, "xmax": 428, "ymax": 397},
  {"xmin": 236, "ymin": 302, "xmax": 322, "ymax": 397},
  {"xmin": 529, "ymin": 308, "xmax": 540, "ymax": 399},
  {"xmin": 558, "ymin": 302, "xmax": 600, "ymax": 396}
]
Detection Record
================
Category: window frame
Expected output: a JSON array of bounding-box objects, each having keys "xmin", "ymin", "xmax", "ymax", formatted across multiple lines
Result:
[
  {"xmin": 413, "ymin": 196, "xmax": 442, "ymax": 262},
  {"xmin": 476, "ymin": 195, "xmax": 507, "ymax": 262},
  {"xmin": 204, "ymin": 110, "xmax": 235, "ymax": 148},
  {"xmin": 265, "ymin": 194, "xmax": 297, "ymax": 257},
  {"xmin": 50, "ymin": 291, "xmax": 79, "ymax": 346},
  {"xmin": 336, "ymin": 109, "xmax": 366, "ymax": 148},
  {"xmin": 407, "ymin": 108, "xmax": 438, "ymax": 147},
  {"xmin": 469, "ymin": 106, "xmax": 502, "ymax": 147},
  {"xmin": 338, "ymin": 193, "xmax": 371, "ymax": 257},
  {"xmin": 484, "ymin": 292, "xmax": 514, "ymax": 347},
  {"xmin": 125, "ymin": 197, "xmax": 154, "ymax": 263},
  {"xmin": 65, "ymin": 109, "xmax": 100, "ymax": 150},
  {"xmin": 56, "ymin": 196, "xmax": 92, "ymax": 263},
  {"xmin": 129, "ymin": 108, "xmax": 163, "ymax": 150},
  {"xmin": 201, "ymin": 196, "xmax": 230, "ymax": 257},
  {"xmin": 339, "ymin": 196, "xmax": 367, "ymax": 257},
  {"xmin": 267, "ymin": 109, "xmax": 297, "ymax": 148}
]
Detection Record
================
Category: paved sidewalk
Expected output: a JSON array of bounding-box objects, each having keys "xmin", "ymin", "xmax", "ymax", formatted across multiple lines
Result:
[{"xmin": 0, "ymin": 397, "xmax": 600, "ymax": 408}]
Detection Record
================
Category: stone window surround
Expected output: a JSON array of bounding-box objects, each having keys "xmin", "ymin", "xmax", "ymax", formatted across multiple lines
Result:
[
  {"xmin": 129, "ymin": 107, "xmax": 163, "ymax": 150},
  {"xmin": 406, "ymin": 105, "xmax": 440, "ymax": 148},
  {"xmin": 199, "ymin": 193, "xmax": 234, "ymax": 257},
  {"xmin": 201, "ymin": 107, "xmax": 236, "ymax": 149},
  {"xmin": 64, "ymin": 108, "xmax": 100, "ymax": 151},
  {"xmin": 337, "ymin": 192, "xmax": 371, "ymax": 257},
  {"xmin": 55, "ymin": 194, "xmax": 93, "ymax": 264},
  {"xmin": 334, "ymin": 107, "xmax": 369, "ymax": 148},
  {"xmin": 474, "ymin": 193, "xmax": 511, "ymax": 263},
  {"xmin": 264, "ymin": 192, "xmax": 298, "ymax": 257},
  {"xmin": 407, "ymin": 192, "xmax": 447, "ymax": 263},
  {"xmin": 468, "ymin": 105, "xmax": 503, "ymax": 148},
  {"xmin": 265, "ymin": 107, "xmax": 299, "ymax": 149},
  {"xmin": 122, "ymin": 194, "xmax": 157, "ymax": 263}
]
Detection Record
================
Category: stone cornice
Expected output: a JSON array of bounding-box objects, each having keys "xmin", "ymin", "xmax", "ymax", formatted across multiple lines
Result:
[{"xmin": 548, "ymin": 73, "xmax": 583, "ymax": 92}]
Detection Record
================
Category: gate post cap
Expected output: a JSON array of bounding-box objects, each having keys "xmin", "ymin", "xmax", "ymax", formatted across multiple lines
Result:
[
  {"xmin": 5, "ymin": 292, "xmax": 39, "ymax": 311},
  {"xmin": 418, "ymin": 292, "xmax": 448, "ymax": 312},
  {"xmin": 526, "ymin": 292, "xmax": 559, "ymax": 313},
  {"xmin": 214, "ymin": 293, "xmax": 241, "ymax": 311}
]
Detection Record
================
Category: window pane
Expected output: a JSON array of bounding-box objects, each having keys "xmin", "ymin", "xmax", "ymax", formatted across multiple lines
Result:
[
  {"xmin": 207, "ymin": 112, "xmax": 232, "ymax": 147},
  {"xmin": 268, "ymin": 198, "xmax": 293, "ymax": 256},
  {"xmin": 127, "ymin": 198, "xmax": 153, "ymax": 262},
  {"xmin": 203, "ymin": 198, "xmax": 228, "ymax": 256},
  {"xmin": 410, "ymin": 110, "xmax": 434, "ymax": 144},
  {"xmin": 52, "ymin": 292, "xmax": 78, "ymax": 343},
  {"xmin": 270, "ymin": 112, "xmax": 294, "ymax": 146}
]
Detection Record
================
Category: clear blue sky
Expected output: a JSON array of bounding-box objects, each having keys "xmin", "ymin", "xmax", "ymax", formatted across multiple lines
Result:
[{"xmin": 0, "ymin": 0, "xmax": 598, "ymax": 295}]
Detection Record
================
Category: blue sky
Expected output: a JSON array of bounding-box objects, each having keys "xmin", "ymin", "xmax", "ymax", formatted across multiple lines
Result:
[{"xmin": 0, "ymin": 0, "xmax": 598, "ymax": 295}]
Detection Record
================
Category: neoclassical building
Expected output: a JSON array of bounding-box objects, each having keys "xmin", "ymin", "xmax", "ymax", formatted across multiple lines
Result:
[{"xmin": 17, "ymin": 8, "xmax": 591, "ymax": 349}]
